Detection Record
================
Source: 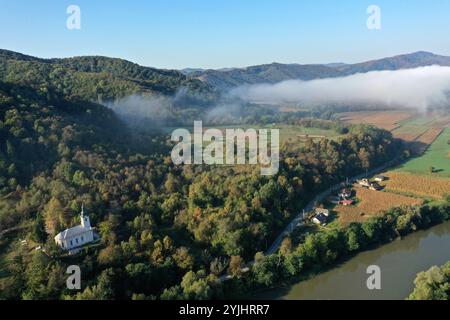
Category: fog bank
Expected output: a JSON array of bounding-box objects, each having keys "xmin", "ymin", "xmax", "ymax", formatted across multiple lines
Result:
[{"xmin": 231, "ymin": 66, "xmax": 450, "ymax": 109}]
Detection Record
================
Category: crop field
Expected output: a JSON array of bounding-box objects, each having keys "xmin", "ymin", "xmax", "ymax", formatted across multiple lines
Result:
[
  {"xmin": 333, "ymin": 128, "xmax": 449, "ymax": 225},
  {"xmin": 163, "ymin": 124, "xmax": 342, "ymax": 148},
  {"xmin": 340, "ymin": 111, "xmax": 449, "ymax": 158},
  {"xmin": 205, "ymin": 124, "xmax": 343, "ymax": 146},
  {"xmin": 391, "ymin": 124, "xmax": 428, "ymax": 141},
  {"xmin": 380, "ymin": 171, "xmax": 450, "ymax": 198},
  {"xmin": 278, "ymin": 125, "xmax": 342, "ymax": 145},
  {"xmin": 393, "ymin": 114, "xmax": 449, "ymax": 145},
  {"xmin": 394, "ymin": 128, "xmax": 450, "ymax": 176},
  {"xmin": 415, "ymin": 127, "xmax": 444, "ymax": 145},
  {"xmin": 338, "ymin": 111, "xmax": 414, "ymax": 131},
  {"xmin": 334, "ymin": 186, "xmax": 423, "ymax": 226},
  {"xmin": 431, "ymin": 117, "xmax": 450, "ymax": 128},
  {"xmin": 411, "ymin": 127, "xmax": 444, "ymax": 153},
  {"xmin": 398, "ymin": 114, "xmax": 450, "ymax": 128}
]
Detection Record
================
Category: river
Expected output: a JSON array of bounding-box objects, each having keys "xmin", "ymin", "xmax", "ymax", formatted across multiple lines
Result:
[{"xmin": 264, "ymin": 221, "xmax": 450, "ymax": 300}]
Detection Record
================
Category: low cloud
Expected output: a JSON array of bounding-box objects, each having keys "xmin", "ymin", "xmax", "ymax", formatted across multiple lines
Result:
[
  {"xmin": 231, "ymin": 66, "xmax": 450, "ymax": 109},
  {"xmin": 108, "ymin": 95, "xmax": 172, "ymax": 119},
  {"xmin": 204, "ymin": 103, "xmax": 244, "ymax": 123},
  {"xmin": 106, "ymin": 94, "xmax": 175, "ymax": 129}
]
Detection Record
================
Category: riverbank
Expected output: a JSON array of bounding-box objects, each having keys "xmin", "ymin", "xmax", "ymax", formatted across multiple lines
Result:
[
  {"xmin": 221, "ymin": 201, "xmax": 450, "ymax": 300},
  {"xmin": 261, "ymin": 221, "xmax": 450, "ymax": 300}
]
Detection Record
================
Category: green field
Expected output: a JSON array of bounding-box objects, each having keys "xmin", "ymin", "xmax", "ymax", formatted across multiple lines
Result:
[
  {"xmin": 275, "ymin": 125, "xmax": 342, "ymax": 144},
  {"xmin": 166, "ymin": 124, "xmax": 342, "ymax": 146},
  {"xmin": 395, "ymin": 114, "xmax": 450, "ymax": 131},
  {"xmin": 395, "ymin": 128, "xmax": 450, "ymax": 177}
]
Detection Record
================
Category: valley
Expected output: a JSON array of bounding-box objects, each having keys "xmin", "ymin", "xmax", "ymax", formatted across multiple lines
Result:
[
  {"xmin": 2, "ymin": 0, "xmax": 450, "ymax": 307},
  {"xmin": 0, "ymin": 49, "xmax": 449, "ymax": 301}
]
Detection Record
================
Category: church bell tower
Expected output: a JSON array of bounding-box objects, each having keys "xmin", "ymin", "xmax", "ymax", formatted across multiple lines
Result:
[{"xmin": 80, "ymin": 204, "xmax": 91, "ymax": 229}]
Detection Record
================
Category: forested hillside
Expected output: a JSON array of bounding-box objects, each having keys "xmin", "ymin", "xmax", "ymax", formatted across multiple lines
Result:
[
  {"xmin": 0, "ymin": 49, "xmax": 217, "ymax": 109},
  {"xmin": 0, "ymin": 49, "xmax": 406, "ymax": 300},
  {"xmin": 191, "ymin": 63, "xmax": 342, "ymax": 90},
  {"xmin": 0, "ymin": 81, "xmax": 128, "ymax": 196},
  {"xmin": 0, "ymin": 81, "xmax": 402, "ymax": 299}
]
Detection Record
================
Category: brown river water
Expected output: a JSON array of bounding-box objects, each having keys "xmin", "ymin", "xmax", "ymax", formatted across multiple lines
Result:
[{"xmin": 262, "ymin": 221, "xmax": 450, "ymax": 300}]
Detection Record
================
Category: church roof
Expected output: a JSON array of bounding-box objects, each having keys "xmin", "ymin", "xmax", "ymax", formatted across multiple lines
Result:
[{"xmin": 55, "ymin": 224, "xmax": 92, "ymax": 241}]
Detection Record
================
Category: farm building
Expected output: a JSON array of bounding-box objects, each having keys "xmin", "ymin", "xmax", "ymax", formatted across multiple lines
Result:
[
  {"xmin": 358, "ymin": 179, "xmax": 382, "ymax": 191},
  {"xmin": 315, "ymin": 208, "xmax": 330, "ymax": 216},
  {"xmin": 358, "ymin": 179, "xmax": 371, "ymax": 187},
  {"xmin": 369, "ymin": 182, "xmax": 382, "ymax": 191},
  {"xmin": 338, "ymin": 188, "xmax": 352, "ymax": 199},
  {"xmin": 313, "ymin": 213, "xmax": 328, "ymax": 225},
  {"xmin": 340, "ymin": 199, "xmax": 354, "ymax": 206},
  {"xmin": 374, "ymin": 175, "xmax": 387, "ymax": 182}
]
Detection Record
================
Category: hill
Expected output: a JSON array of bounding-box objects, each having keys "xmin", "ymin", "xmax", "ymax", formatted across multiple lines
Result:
[
  {"xmin": 0, "ymin": 80, "xmax": 137, "ymax": 196},
  {"xmin": 337, "ymin": 51, "xmax": 450, "ymax": 75},
  {"xmin": 0, "ymin": 49, "xmax": 217, "ymax": 108},
  {"xmin": 190, "ymin": 51, "xmax": 450, "ymax": 90},
  {"xmin": 191, "ymin": 63, "xmax": 341, "ymax": 90}
]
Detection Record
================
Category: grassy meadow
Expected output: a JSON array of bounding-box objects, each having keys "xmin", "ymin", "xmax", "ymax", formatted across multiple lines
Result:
[{"xmin": 395, "ymin": 128, "xmax": 450, "ymax": 177}]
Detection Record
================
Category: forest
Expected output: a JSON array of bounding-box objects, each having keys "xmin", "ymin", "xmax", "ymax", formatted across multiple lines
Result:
[{"xmin": 408, "ymin": 261, "xmax": 450, "ymax": 300}]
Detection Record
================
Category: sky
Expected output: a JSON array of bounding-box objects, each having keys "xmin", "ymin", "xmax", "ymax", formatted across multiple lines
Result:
[{"xmin": 0, "ymin": 0, "xmax": 449, "ymax": 69}]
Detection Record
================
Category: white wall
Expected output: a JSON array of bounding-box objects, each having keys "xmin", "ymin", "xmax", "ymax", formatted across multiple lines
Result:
[{"xmin": 57, "ymin": 231, "xmax": 94, "ymax": 250}]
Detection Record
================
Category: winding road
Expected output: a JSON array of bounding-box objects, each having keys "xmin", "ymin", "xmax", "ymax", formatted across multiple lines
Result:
[
  {"xmin": 265, "ymin": 158, "xmax": 400, "ymax": 255},
  {"xmin": 221, "ymin": 156, "xmax": 402, "ymax": 282}
]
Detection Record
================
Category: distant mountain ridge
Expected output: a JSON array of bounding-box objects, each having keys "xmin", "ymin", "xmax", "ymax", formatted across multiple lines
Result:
[
  {"xmin": 2, "ymin": 49, "xmax": 450, "ymax": 96},
  {"xmin": 187, "ymin": 63, "xmax": 342, "ymax": 90},
  {"xmin": 336, "ymin": 51, "xmax": 450, "ymax": 75},
  {"xmin": 187, "ymin": 51, "xmax": 450, "ymax": 90}
]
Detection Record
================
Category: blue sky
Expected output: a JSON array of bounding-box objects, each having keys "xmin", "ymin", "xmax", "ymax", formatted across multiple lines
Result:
[{"xmin": 0, "ymin": 0, "xmax": 449, "ymax": 69}]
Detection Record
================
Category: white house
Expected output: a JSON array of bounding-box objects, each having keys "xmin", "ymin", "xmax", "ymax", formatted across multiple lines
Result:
[
  {"xmin": 312, "ymin": 213, "xmax": 328, "ymax": 225},
  {"xmin": 54, "ymin": 206, "xmax": 94, "ymax": 250}
]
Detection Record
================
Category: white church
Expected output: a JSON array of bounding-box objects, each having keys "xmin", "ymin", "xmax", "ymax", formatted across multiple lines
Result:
[{"xmin": 54, "ymin": 205, "xmax": 95, "ymax": 250}]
